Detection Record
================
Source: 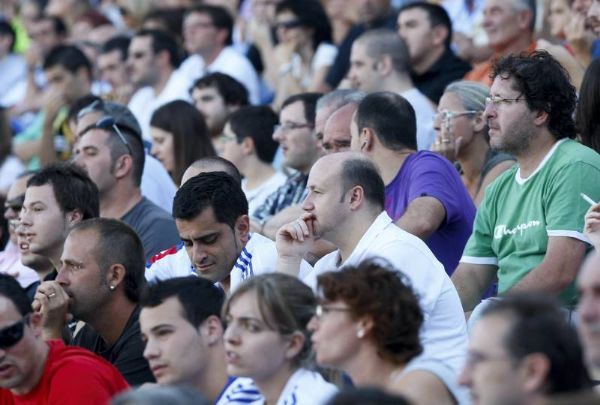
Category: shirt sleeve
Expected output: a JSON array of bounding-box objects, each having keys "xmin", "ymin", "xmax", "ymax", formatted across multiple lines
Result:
[{"xmin": 544, "ymin": 161, "xmax": 600, "ymax": 243}]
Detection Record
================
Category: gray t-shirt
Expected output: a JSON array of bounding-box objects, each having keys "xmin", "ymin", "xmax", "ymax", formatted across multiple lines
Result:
[{"xmin": 121, "ymin": 197, "xmax": 180, "ymax": 260}]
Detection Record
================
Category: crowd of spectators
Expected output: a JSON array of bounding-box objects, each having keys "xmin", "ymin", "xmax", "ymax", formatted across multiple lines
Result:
[{"xmin": 1, "ymin": 0, "xmax": 600, "ymax": 404}]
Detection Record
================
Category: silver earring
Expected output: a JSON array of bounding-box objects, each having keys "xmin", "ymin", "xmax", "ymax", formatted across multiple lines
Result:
[
  {"xmin": 357, "ymin": 329, "xmax": 365, "ymax": 338},
  {"xmin": 109, "ymin": 285, "xmax": 115, "ymax": 291}
]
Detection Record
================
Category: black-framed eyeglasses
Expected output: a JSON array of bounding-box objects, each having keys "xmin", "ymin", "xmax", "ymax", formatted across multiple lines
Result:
[
  {"xmin": 0, "ymin": 315, "xmax": 30, "ymax": 350},
  {"xmin": 94, "ymin": 116, "xmax": 133, "ymax": 155},
  {"xmin": 275, "ymin": 19, "xmax": 304, "ymax": 30}
]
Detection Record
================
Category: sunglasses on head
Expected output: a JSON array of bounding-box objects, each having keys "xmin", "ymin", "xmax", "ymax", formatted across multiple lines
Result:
[
  {"xmin": 94, "ymin": 116, "xmax": 133, "ymax": 155},
  {"xmin": 0, "ymin": 315, "xmax": 30, "ymax": 350}
]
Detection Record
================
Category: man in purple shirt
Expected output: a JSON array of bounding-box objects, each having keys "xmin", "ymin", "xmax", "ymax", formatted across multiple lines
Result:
[{"xmin": 350, "ymin": 91, "xmax": 475, "ymax": 274}]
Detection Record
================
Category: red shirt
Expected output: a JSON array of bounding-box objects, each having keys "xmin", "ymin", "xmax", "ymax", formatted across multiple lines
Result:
[{"xmin": 0, "ymin": 340, "xmax": 129, "ymax": 404}]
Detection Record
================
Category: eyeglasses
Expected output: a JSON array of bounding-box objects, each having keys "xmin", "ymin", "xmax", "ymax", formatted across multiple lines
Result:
[
  {"xmin": 275, "ymin": 19, "xmax": 304, "ymax": 30},
  {"xmin": 485, "ymin": 94, "xmax": 525, "ymax": 108},
  {"xmin": 433, "ymin": 110, "xmax": 479, "ymax": 123},
  {"xmin": 4, "ymin": 195, "xmax": 24, "ymax": 214},
  {"xmin": 94, "ymin": 116, "xmax": 133, "ymax": 155},
  {"xmin": 77, "ymin": 99, "xmax": 102, "ymax": 121},
  {"xmin": 0, "ymin": 315, "xmax": 30, "ymax": 350},
  {"xmin": 314, "ymin": 304, "xmax": 352, "ymax": 319},
  {"xmin": 274, "ymin": 122, "xmax": 313, "ymax": 133}
]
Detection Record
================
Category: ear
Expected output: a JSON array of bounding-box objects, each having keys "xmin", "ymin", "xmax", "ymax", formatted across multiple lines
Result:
[
  {"xmin": 360, "ymin": 127, "xmax": 375, "ymax": 152},
  {"xmin": 235, "ymin": 214, "xmax": 250, "ymax": 245},
  {"xmin": 516, "ymin": 9, "xmax": 533, "ymax": 31},
  {"xmin": 155, "ymin": 49, "xmax": 171, "ymax": 68},
  {"xmin": 378, "ymin": 55, "xmax": 393, "ymax": 76},
  {"xmin": 284, "ymin": 331, "xmax": 305, "ymax": 360},
  {"xmin": 431, "ymin": 25, "xmax": 449, "ymax": 47},
  {"xmin": 200, "ymin": 315, "xmax": 224, "ymax": 346},
  {"xmin": 533, "ymin": 109, "xmax": 549, "ymax": 127},
  {"xmin": 66, "ymin": 209, "xmax": 83, "ymax": 226},
  {"xmin": 113, "ymin": 154, "xmax": 134, "ymax": 180},
  {"xmin": 472, "ymin": 112, "xmax": 486, "ymax": 133},
  {"xmin": 520, "ymin": 353, "xmax": 551, "ymax": 394},
  {"xmin": 215, "ymin": 28, "xmax": 229, "ymax": 47},
  {"xmin": 347, "ymin": 186, "xmax": 365, "ymax": 211},
  {"xmin": 105, "ymin": 263, "xmax": 126, "ymax": 291},
  {"xmin": 241, "ymin": 137, "xmax": 255, "ymax": 155},
  {"xmin": 356, "ymin": 314, "xmax": 375, "ymax": 338}
]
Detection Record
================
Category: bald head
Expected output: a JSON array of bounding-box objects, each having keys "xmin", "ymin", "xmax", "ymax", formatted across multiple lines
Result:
[
  {"xmin": 322, "ymin": 103, "xmax": 357, "ymax": 155},
  {"xmin": 181, "ymin": 157, "xmax": 242, "ymax": 186}
]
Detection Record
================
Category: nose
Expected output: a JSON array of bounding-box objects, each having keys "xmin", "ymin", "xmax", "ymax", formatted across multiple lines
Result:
[
  {"xmin": 483, "ymin": 101, "xmax": 496, "ymax": 121},
  {"xmin": 301, "ymin": 193, "xmax": 314, "ymax": 212},
  {"xmin": 273, "ymin": 126, "xmax": 283, "ymax": 142},
  {"xmin": 55, "ymin": 267, "xmax": 70, "ymax": 287},
  {"xmin": 223, "ymin": 322, "xmax": 240, "ymax": 346},
  {"xmin": 191, "ymin": 244, "xmax": 209, "ymax": 267},
  {"xmin": 150, "ymin": 143, "xmax": 159, "ymax": 157},
  {"xmin": 143, "ymin": 337, "xmax": 159, "ymax": 360},
  {"xmin": 307, "ymin": 315, "xmax": 319, "ymax": 332},
  {"xmin": 578, "ymin": 295, "xmax": 598, "ymax": 323}
]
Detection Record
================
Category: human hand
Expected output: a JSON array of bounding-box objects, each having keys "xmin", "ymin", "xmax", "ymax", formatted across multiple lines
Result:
[
  {"xmin": 585, "ymin": 202, "xmax": 600, "ymax": 250},
  {"xmin": 32, "ymin": 281, "xmax": 71, "ymax": 338},
  {"xmin": 431, "ymin": 131, "xmax": 461, "ymax": 162},
  {"xmin": 276, "ymin": 213, "xmax": 319, "ymax": 260}
]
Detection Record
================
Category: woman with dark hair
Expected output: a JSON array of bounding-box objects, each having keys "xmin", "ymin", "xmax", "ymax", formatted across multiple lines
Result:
[
  {"xmin": 221, "ymin": 273, "xmax": 337, "ymax": 405},
  {"xmin": 310, "ymin": 259, "xmax": 457, "ymax": 405},
  {"xmin": 150, "ymin": 100, "xmax": 216, "ymax": 185},
  {"xmin": 576, "ymin": 59, "xmax": 600, "ymax": 154},
  {"xmin": 269, "ymin": 0, "xmax": 337, "ymax": 107},
  {"xmin": 0, "ymin": 107, "xmax": 25, "ymax": 198}
]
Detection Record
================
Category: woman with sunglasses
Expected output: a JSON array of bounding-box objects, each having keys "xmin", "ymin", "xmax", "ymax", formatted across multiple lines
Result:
[
  {"xmin": 150, "ymin": 100, "xmax": 216, "ymax": 186},
  {"xmin": 269, "ymin": 0, "xmax": 336, "ymax": 107},
  {"xmin": 309, "ymin": 259, "xmax": 463, "ymax": 405},
  {"xmin": 431, "ymin": 81, "xmax": 515, "ymax": 206},
  {"xmin": 221, "ymin": 273, "xmax": 337, "ymax": 405}
]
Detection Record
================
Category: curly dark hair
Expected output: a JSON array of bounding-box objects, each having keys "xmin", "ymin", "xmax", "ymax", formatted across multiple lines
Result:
[
  {"xmin": 316, "ymin": 258, "xmax": 423, "ymax": 365},
  {"xmin": 490, "ymin": 50, "xmax": 577, "ymax": 140}
]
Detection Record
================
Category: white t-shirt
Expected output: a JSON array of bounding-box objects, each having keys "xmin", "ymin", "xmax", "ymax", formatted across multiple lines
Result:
[
  {"xmin": 303, "ymin": 212, "xmax": 468, "ymax": 401},
  {"xmin": 141, "ymin": 154, "xmax": 177, "ymax": 214},
  {"xmin": 243, "ymin": 171, "xmax": 289, "ymax": 216},
  {"xmin": 0, "ymin": 54, "xmax": 27, "ymax": 108},
  {"xmin": 217, "ymin": 368, "xmax": 337, "ymax": 405},
  {"xmin": 401, "ymin": 88, "xmax": 437, "ymax": 151},
  {"xmin": 146, "ymin": 232, "xmax": 312, "ymax": 290},
  {"xmin": 128, "ymin": 70, "xmax": 193, "ymax": 142},
  {"xmin": 178, "ymin": 47, "xmax": 261, "ymax": 105}
]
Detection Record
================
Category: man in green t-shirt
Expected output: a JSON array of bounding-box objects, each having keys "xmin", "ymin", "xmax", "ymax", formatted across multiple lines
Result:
[{"xmin": 452, "ymin": 51, "xmax": 600, "ymax": 311}]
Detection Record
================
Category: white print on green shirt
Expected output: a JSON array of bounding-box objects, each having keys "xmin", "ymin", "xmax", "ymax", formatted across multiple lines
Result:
[{"xmin": 494, "ymin": 220, "xmax": 542, "ymax": 239}]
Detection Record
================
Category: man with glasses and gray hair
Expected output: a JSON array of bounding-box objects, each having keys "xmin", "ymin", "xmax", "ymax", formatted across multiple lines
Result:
[
  {"xmin": 0, "ymin": 274, "xmax": 129, "ymax": 402},
  {"xmin": 73, "ymin": 100, "xmax": 180, "ymax": 261},
  {"xmin": 452, "ymin": 51, "xmax": 600, "ymax": 317}
]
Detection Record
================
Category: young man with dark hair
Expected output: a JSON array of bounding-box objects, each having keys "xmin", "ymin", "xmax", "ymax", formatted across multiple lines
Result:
[
  {"xmin": 179, "ymin": 4, "xmax": 260, "ymax": 104},
  {"xmin": 146, "ymin": 171, "xmax": 310, "ymax": 293},
  {"xmin": 33, "ymin": 217, "xmax": 154, "ymax": 386},
  {"xmin": 351, "ymin": 91, "xmax": 475, "ymax": 276},
  {"xmin": 459, "ymin": 295, "xmax": 592, "ymax": 403},
  {"xmin": 127, "ymin": 29, "xmax": 190, "ymax": 141},
  {"xmin": 453, "ymin": 51, "xmax": 600, "ymax": 313},
  {"xmin": 397, "ymin": 1, "xmax": 471, "ymax": 104},
  {"xmin": 139, "ymin": 277, "xmax": 250, "ymax": 402},
  {"xmin": 251, "ymin": 93, "xmax": 323, "ymax": 239},
  {"xmin": 98, "ymin": 36, "xmax": 133, "ymax": 104},
  {"xmin": 0, "ymin": 274, "xmax": 129, "ymax": 403},
  {"xmin": 276, "ymin": 151, "xmax": 468, "ymax": 404},
  {"xmin": 74, "ymin": 100, "xmax": 180, "ymax": 260},
  {"xmin": 19, "ymin": 162, "xmax": 99, "ymax": 273},
  {"xmin": 14, "ymin": 44, "xmax": 92, "ymax": 169},
  {"xmin": 191, "ymin": 72, "xmax": 249, "ymax": 143},
  {"xmin": 222, "ymin": 106, "xmax": 287, "ymax": 214}
]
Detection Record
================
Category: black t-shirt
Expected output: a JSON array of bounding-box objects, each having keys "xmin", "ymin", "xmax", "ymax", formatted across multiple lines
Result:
[{"xmin": 72, "ymin": 306, "xmax": 154, "ymax": 386}]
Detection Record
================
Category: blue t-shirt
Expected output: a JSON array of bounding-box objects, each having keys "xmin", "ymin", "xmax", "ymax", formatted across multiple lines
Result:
[{"xmin": 385, "ymin": 151, "xmax": 476, "ymax": 275}]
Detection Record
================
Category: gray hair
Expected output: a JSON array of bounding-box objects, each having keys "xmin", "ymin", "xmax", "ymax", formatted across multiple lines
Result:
[
  {"xmin": 316, "ymin": 89, "xmax": 366, "ymax": 112},
  {"xmin": 444, "ymin": 81, "xmax": 489, "ymax": 112},
  {"xmin": 355, "ymin": 29, "xmax": 410, "ymax": 74}
]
